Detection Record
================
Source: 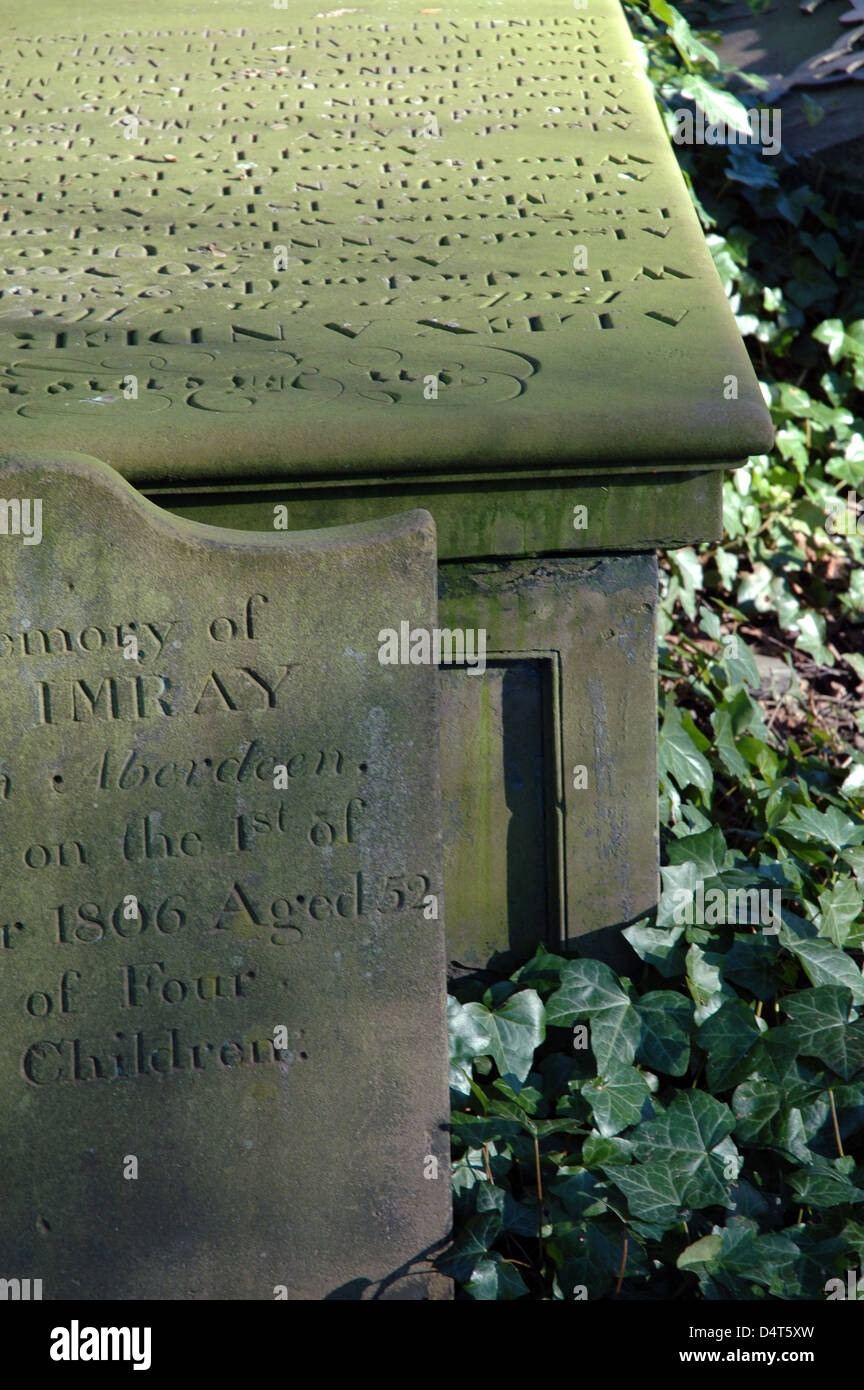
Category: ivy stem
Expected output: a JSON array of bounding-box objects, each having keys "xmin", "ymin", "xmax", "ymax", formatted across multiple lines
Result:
[
  {"xmin": 482, "ymin": 1144, "xmax": 494, "ymax": 1184},
  {"xmin": 510, "ymin": 1235, "xmax": 534, "ymax": 1267},
  {"xmin": 614, "ymin": 1235, "xmax": 629, "ymax": 1296},
  {"xmin": 828, "ymin": 1089, "xmax": 845, "ymax": 1158},
  {"xmin": 533, "ymin": 1135, "xmax": 544, "ymax": 1260}
]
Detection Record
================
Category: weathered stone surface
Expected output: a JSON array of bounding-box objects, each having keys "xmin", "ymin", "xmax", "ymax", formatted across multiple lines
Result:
[
  {"xmin": 164, "ymin": 469, "xmax": 726, "ymax": 561},
  {"xmin": 0, "ymin": 0, "xmax": 772, "ymax": 984},
  {"xmin": 0, "ymin": 452, "xmax": 449, "ymax": 1299},
  {"xmin": 439, "ymin": 556, "xmax": 659, "ymax": 966},
  {"xmin": 0, "ymin": 0, "xmax": 773, "ymax": 484}
]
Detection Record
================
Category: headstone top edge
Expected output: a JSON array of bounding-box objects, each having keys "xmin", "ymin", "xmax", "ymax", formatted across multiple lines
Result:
[{"xmin": 0, "ymin": 450, "xmax": 437, "ymax": 553}]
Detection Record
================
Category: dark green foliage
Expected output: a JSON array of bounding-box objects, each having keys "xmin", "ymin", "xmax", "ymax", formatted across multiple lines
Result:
[
  {"xmin": 444, "ymin": 926, "xmax": 864, "ymax": 1300},
  {"xmin": 444, "ymin": 1, "xmax": 864, "ymax": 1301}
]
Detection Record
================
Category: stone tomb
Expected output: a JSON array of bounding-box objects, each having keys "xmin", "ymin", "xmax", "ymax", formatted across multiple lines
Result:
[
  {"xmin": 0, "ymin": 453, "xmax": 450, "ymax": 1300},
  {"xmin": 0, "ymin": 0, "xmax": 775, "ymax": 970}
]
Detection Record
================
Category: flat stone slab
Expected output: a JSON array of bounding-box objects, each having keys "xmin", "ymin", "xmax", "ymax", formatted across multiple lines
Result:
[
  {"xmin": 0, "ymin": 0, "xmax": 772, "ymax": 487},
  {"xmin": 0, "ymin": 451, "xmax": 449, "ymax": 1299}
]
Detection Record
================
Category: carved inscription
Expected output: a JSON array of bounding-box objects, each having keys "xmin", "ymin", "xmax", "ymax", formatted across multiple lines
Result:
[
  {"xmin": 2, "ymin": 589, "xmax": 433, "ymax": 1073},
  {"xmin": 0, "ymin": 8, "xmax": 711, "ymax": 429},
  {"xmin": 0, "ymin": 455, "xmax": 449, "ymax": 1299}
]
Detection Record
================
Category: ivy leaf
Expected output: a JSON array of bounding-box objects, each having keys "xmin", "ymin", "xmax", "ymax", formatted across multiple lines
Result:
[
  {"xmin": 789, "ymin": 1160, "xmax": 864, "ymax": 1211},
  {"xmin": 622, "ymin": 921, "xmax": 686, "ymax": 977},
  {"xmin": 657, "ymin": 860, "xmax": 701, "ymax": 927},
  {"xmin": 475, "ymin": 1184, "xmax": 538, "ymax": 1238},
  {"xmin": 665, "ymin": 828, "xmax": 728, "ymax": 878},
  {"xmin": 696, "ymin": 998, "xmax": 763, "ymax": 1092},
  {"xmin": 646, "ymin": 0, "xmax": 675, "ymax": 26},
  {"xmin": 546, "ymin": 960, "xmax": 641, "ymax": 1072},
  {"xmin": 789, "ymin": 609, "xmax": 833, "ymax": 665},
  {"xmin": 631, "ymin": 1091, "xmax": 736, "ymax": 1210},
  {"xmin": 678, "ymin": 75, "xmax": 751, "ymax": 132},
  {"xmin": 515, "ymin": 945, "xmax": 566, "ymax": 992},
  {"xmin": 711, "ymin": 708, "xmax": 751, "ymax": 779},
  {"xmin": 800, "ymin": 232, "xmax": 840, "ymax": 274},
  {"xmin": 546, "ymin": 1168, "xmax": 606, "ymax": 1224},
  {"xmin": 659, "ymin": 701, "xmax": 713, "ymax": 796},
  {"xmin": 732, "ymin": 1078, "xmax": 783, "ymax": 1145},
  {"xmin": 686, "ymin": 943, "xmax": 736, "ymax": 1023},
  {"xmin": 435, "ymin": 1212, "xmax": 502, "ymax": 1282},
  {"xmin": 584, "ymin": 1006, "xmax": 641, "ymax": 1076},
  {"xmin": 545, "ymin": 958, "xmax": 627, "ymax": 1019},
  {"xmin": 464, "ymin": 1253, "xmax": 529, "ymax": 1300},
  {"xmin": 840, "ymin": 763, "xmax": 864, "ymax": 802},
  {"xmin": 800, "ymin": 93, "xmax": 826, "ymax": 127},
  {"xmin": 670, "ymin": 547, "xmax": 703, "ymax": 618},
  {"xmin": 737, "ymin": 561, "xmax": 774, "ymax": 612},
  {"xmin": 715, "ymin": 548, "xmax": 739, "ymax": 589},
  {"xmin": 533, "ymin": 1117, "xmax": 588, "ymax": 1139},
  {"xmin": 636, "ymin": 991, "xmax": 693, "ymax": 1075},
  {"xmin": 723, "ymin": 934, "xmax": 781, "ymax": 1001},
  {"xmin": 485, "ymin": 1097, "xmax": 538, "ymax": 1137},
  {"xmin": 664, "ymin": 6, "xmax": 722, "ymax": 70},
  {"xmin": 492, "ymin": 1077, "xmax": 543, "ymax": 1114},
  {"xmin": 725, "ymin": 143, "xmax": 780, "ymax": 189},
  {"xmin": 785, "ymin": 805, "xmax": 864, "ymax": 854},
  {"xmin": 717, "ymin": 632, "xmax": 761, "ymax": 690},
  {"xmin": 751, "ymin": 1026, "xmax": 825, "ymax": 1108},
  {"xmin": 602, "ymin": 1160, "xmax": 684, "ymax": 1225},
  {"xmin": 813, "ymin": 318, "xmax": 864, "ymax": 366},
  {"xmin": 548, "ymin": 1219, "xmax": 634, "ymax": 1299},
  {"xmin": 582, "ymin": 1063, "xmax": 652, "ymax": 1138},
  {"xmin": 482, "ymin": 990, "xmax": 546, "ymax": 1084},
  {"xmin": 816, "ymin": 878, "xmax": 864, "ymax": 948},
  {"xmin": 785, "ymin": 987, "xmax": 864, "ymax": 1081},
  {"xmin": 706, "ymin": 1217, "xmax": 800, "ymax": 1296},
  {"xmin": 784, "ymin": 937, "xmax": 864, "ymax": 1006},
  {"xmin": 677, "ymin": 1234, "xmax": 723, "ymax": 1269},
  {"xmin": 581, "ymin": 1133, "xmax": 634, "ymax": 1169},
  {"xmin": 447, "ymin": 997, "xmax": 493, "ymax": 1095},
  {"xmin": 697, "ymin": 604, "xmax": 723, "ymax": 643},
  {"xmin": 451, "ymin": 1114, "xmax": 524, "ymax": 1147}
]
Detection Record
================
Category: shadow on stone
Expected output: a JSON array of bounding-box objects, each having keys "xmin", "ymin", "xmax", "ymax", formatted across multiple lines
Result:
[
  {"xmin": 324, "ymin": 1240, "xmax": 452, "ymax": 1300},
  {"xmin": 572, "ymin": 919, "xmax": 645, "ymax": 978}
]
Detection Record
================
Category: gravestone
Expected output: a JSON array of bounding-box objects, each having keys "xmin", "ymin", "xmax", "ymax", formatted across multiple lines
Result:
[
  {"xmin": 0, "ymin": 0, "xmax": 775, "ymax": 969},
  {"xmin": 0, "ymin": 452, "xmax": 450, "ymax": 1300}
]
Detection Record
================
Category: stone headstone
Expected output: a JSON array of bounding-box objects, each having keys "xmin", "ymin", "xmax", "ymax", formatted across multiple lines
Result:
[{"xmin": 0, "ymin": 452, "xmax": 450, "ymax": 1300}]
